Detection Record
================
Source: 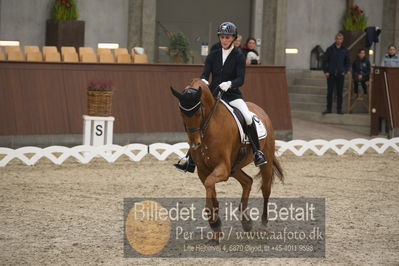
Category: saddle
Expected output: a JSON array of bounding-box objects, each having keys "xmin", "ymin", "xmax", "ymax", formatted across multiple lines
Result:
[
  {"xmin": 220, "ymin": 100, "xmax": 267, "ymax": 144},
  {"xmin": 230, "ymin": 105, "xmax": 247, "ymax": 133}
]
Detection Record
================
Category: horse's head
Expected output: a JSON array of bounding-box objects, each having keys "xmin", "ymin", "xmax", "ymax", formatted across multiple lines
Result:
[{"xmin": 171, "ymin": 86, "xmax": 203, "ymax": 150}]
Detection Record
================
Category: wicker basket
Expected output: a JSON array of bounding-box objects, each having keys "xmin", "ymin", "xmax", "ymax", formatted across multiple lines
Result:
[{"xmin": 87, "ymin": 91, "xmax": 113, "ymax": 116}]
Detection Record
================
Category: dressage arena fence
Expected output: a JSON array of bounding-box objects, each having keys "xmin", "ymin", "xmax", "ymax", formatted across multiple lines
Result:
[{"xmin": 0, "ymin": 138, "xmax": 398, "ymax": 167}]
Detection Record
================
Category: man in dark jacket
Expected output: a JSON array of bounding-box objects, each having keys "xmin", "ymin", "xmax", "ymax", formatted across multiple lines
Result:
[{"xmin": 322, "ymin": 33, "xmax": 350, "ymax": 115}]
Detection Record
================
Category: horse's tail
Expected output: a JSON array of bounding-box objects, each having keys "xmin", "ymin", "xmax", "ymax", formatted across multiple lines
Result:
[
  {"xmin": 254, "ymin": 157, "xmax": 284, "ymax": 185},
  {"xmin": 272, "ymin": 157, "xmax": 284, "ymax": 184}
]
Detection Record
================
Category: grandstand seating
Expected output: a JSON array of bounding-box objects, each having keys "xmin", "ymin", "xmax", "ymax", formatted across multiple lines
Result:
[
  {"xmin": 0, "ymin": 45, "xmax": 147, "ymax": 64},
  {"xmin": 8, "ymin": 50, "xmax": 24, "ymax": 61},
  {"xmin": 99, "ymin": 53, "xmax": 115, "ymax": 63},
  {"xmin": 81, "ymin": 53, "xmax": 97, "ymax": 63},
  {"xmin": 44, "ymin": 52, "xmax": 61, "ymax": 62},
  {"xmin": 26, "ymin": 51, "xmax": 43, "ymax": 62},
  {"xmin": 63, "ymin": 52, "xmax": 79, "ymax": 62},
  {"xmin": 117, "ymin": 53, "xmax": 131, "ymax": 63},
  {"xmin": 24, "ymin": 46, "xmax": 40, "ymax": 53}
]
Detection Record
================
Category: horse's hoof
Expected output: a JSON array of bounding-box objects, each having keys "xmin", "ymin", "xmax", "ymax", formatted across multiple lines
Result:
[
  {"xmin": 207, "ymin": 238, "xmax": 220, "ymax": 246},
  {"xmin": 241, "ymin": 219, "xmax": 253, "ymax": 232},
  {"xmin": 258, "ymin": 223, "xmax": 269, "ymax": 233}
]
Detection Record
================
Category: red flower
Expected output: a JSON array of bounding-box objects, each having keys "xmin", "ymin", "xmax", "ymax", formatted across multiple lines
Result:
[
  {"xmin": 66, "ymin": 3, "xmax": 72, "ymax": 8},
  {"xmin": 88, "ymin": 80, "xmax": 114, "ymax": 91}
]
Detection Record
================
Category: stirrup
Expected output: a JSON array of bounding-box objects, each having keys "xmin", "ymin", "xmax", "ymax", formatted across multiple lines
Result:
[
  {"xmin": 253, "ymin": 151, "xmax": 267, "ymax": 167},
  {"xmin": 173, "ymin": 157, "xmax": 195, "ymax": 173}
]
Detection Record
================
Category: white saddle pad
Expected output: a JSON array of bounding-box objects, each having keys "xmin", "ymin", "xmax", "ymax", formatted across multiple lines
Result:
[{"xmin": 220, "ymin": 100, "xmax": 267, "ymax": 144}]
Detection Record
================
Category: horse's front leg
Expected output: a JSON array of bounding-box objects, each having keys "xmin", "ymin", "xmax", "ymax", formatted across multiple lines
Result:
[{"xmin": 203, "ymin": 164, "xmax": 229, "ymax": 243}]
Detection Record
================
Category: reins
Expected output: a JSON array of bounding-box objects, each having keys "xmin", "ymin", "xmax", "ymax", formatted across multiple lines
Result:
[
  {"xmin": 184, "ymin": 90, "xmax": 223, "ymax": 139},
  {"xmin": 199, "ymin": 91, "xmax": 223, "ymax": 137}
]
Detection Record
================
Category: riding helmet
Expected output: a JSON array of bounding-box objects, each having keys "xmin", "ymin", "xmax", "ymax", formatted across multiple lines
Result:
[{"xmin": 217, "ymin": 22, "xmax": 238, "ymax": 37}]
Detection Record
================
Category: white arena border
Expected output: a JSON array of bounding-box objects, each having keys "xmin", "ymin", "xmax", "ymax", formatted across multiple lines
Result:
[{"xmin": 0, "ymin": 138, "xmax": 398, "ymax": 167}]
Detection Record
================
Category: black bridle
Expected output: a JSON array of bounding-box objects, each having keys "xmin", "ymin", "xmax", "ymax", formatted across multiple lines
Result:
[{"xmin": 183, "ymin": 91, "xmax": 223, "ymax": 138}]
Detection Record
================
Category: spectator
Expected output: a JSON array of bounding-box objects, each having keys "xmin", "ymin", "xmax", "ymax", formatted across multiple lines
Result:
[
  {"xmin": 381, "ymin": 44, "xmax": 399, "ymax": 67},
  {"xmin": 352, "ymin": 49, "xmax": 371, "ymax": 97},
  {"xmin": 234, "ymin": 34, "xmax": 243, "ymax": 49},
  {"xmin": 242, "ymin": 37, "xmax": 260, "ymax": 65},
  {"xmin": 322, "ymin": 33, "xmax": 350, "ymax": 115}
]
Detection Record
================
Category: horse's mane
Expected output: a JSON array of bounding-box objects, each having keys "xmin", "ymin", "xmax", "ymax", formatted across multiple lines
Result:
[
  {"xmin": 187, "ymin": 78, "xmax": 204, "ymax": 90},
  {"xmin": 186, "ymin": 78, "xmax": 215, "ymax": 107}
]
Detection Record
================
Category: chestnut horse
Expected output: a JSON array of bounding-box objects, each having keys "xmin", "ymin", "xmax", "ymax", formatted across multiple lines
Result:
[{"xmin": 171, "ymin": 78, "xmax": 284, "ymax": 242}]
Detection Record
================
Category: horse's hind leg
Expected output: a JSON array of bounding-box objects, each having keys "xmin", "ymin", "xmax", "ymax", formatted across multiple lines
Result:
[
  {"xmin": 259, "ymin": 161, "xmax": 273, "ymax": 231},
  {"xmin": 232, "ymin": 169, "xmax": 253, "ymax": 232}
]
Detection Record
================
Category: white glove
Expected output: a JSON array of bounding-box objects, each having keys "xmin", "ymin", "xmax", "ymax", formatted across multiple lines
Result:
[
  {"xmin": 201, "ymin": 79, "xmax": 209, "ymax": 85},
  {"xmin": 219, "ymin": 81, "xmax": 232, "ymax": 92}
]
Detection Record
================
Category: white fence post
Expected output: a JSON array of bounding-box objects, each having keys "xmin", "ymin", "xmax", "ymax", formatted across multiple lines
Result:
[{"xmin": 82, "ymin": 115, "xmax": 115, "ymax": 146}]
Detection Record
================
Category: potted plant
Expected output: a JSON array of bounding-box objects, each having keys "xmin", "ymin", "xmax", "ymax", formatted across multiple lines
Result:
[
  {"xmin": 342, "ymin": 4, "xmax": 367, "ymax": 31},
  {"xmin": 341, "ymin": 4, "xmax": 368, "ymax": 61},
  {"xmin": 168, "ymin": 32, "xmax": 190, "ymax": 64},
  {"xmin": 87, "ymin": 80, "xmax": 114, "ymax": 116},
  {"xmin": 45, "ymin": 0, "xmax": 85, "ymax": 50}
]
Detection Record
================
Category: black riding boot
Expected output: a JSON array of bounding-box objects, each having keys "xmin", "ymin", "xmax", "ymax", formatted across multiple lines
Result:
[
  {"xmin": 174, "ymin": 152, "xmax": 196, "ymax": 173},
  {"xmin": 247, "ymin": 121, "xmax": 267, "ymax": 167}
]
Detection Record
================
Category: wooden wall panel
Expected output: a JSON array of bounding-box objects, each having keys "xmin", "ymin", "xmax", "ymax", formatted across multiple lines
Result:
[
  {"xmin": 0, "ymin": 62, "xmax": 292, "ymax": 135},
  {"xmin": 243, "ymin": 67, "xmax": 292, "ymax": 131},
  {"xmin": 0, "ymin": 69, "xmax": 18, "ymax": 134},
  {"xmin": 386, "ymin": 68, "xmax": 399, "ymax": 129},
  {"xmin": 371, "ymin": 67, "xmax": 399, "ymax": 135}
]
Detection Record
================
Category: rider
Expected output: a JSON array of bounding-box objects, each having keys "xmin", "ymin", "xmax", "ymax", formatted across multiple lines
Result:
[{"xmin": 174, "ymin": 22, "xmax": 267, "ymax": 172}]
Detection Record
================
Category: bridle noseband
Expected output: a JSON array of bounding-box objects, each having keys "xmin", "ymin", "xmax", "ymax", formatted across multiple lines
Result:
[{"xmin": 183, "ymin": 104, "xmax": 205, "ymax": 134}]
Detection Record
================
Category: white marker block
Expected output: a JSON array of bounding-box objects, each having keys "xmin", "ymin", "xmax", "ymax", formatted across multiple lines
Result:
[{"xmin": 83, "ymin": 115, "xmax": 115, "ymax": 146}]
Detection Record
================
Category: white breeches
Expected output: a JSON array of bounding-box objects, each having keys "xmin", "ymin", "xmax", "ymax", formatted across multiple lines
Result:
[{"xmin": 229, "ymin": 99, "xmax": 254, "ymax": 125}]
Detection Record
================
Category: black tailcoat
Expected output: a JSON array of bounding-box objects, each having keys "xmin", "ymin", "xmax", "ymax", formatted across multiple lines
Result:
[{"xmin": 200, "ymin": 47, "xmax": 246, "ymax": 102}]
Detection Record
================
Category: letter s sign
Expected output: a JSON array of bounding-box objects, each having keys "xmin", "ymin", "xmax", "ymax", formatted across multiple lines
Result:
[{"xmin": 95, "ymin": 125, "xmax": 103, "ymax": 136}]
